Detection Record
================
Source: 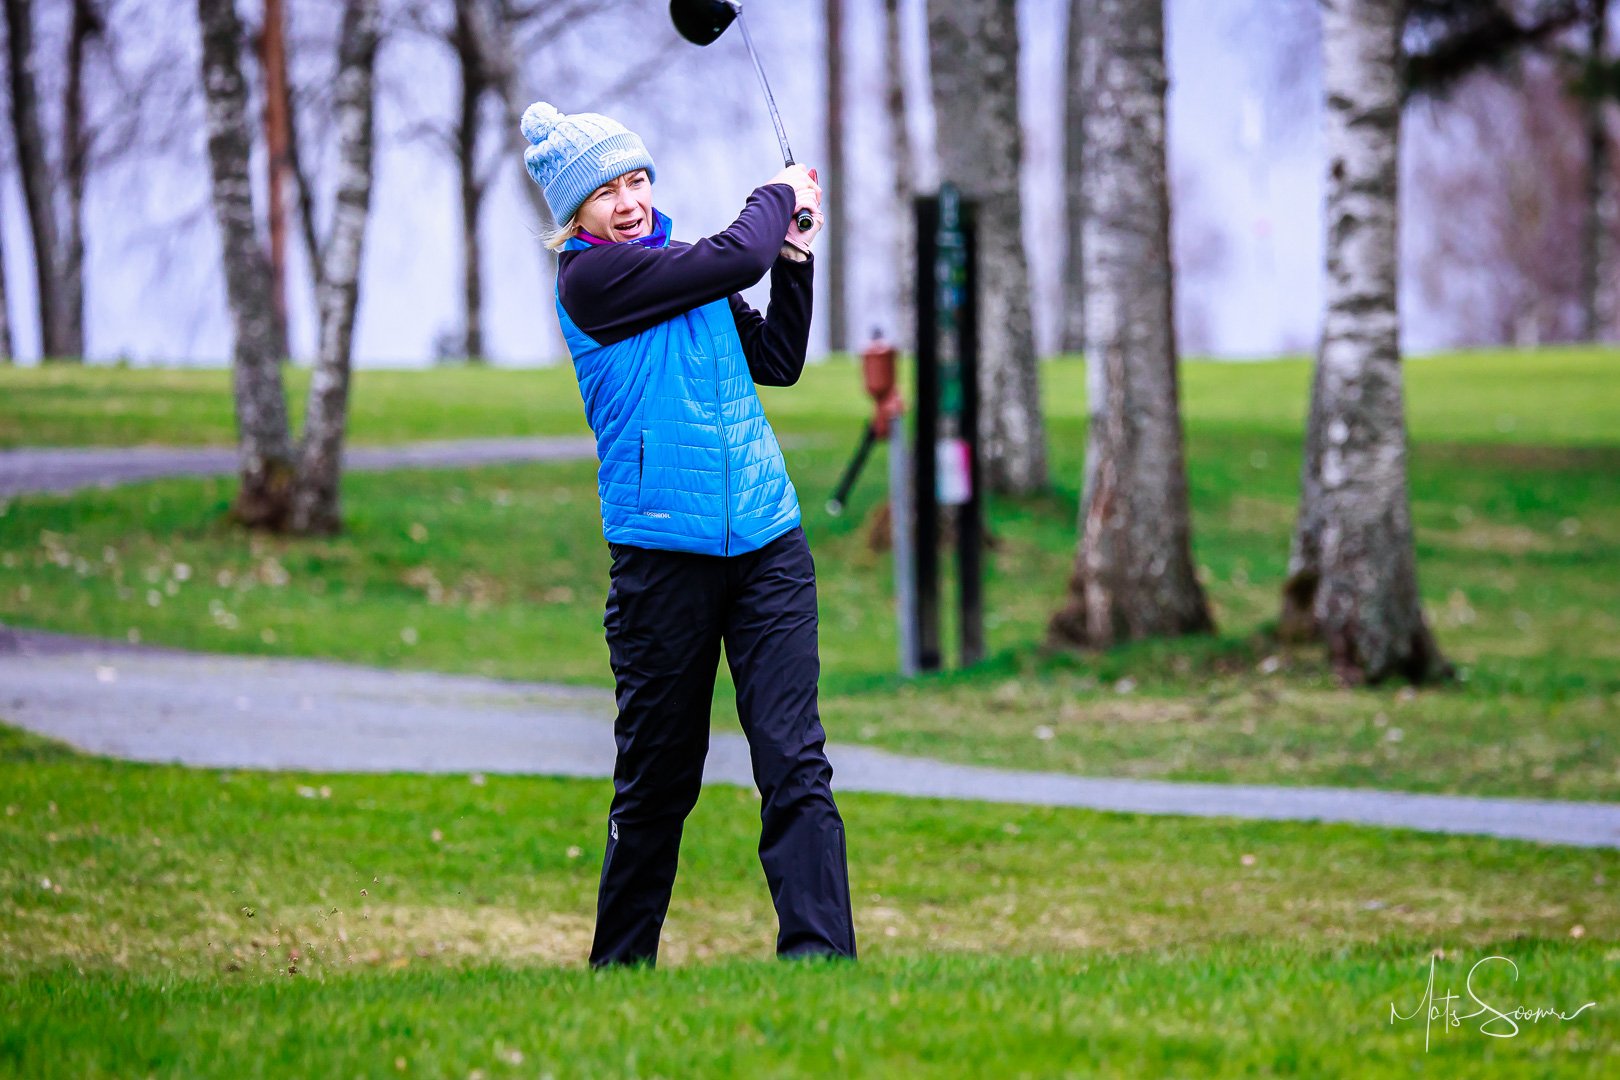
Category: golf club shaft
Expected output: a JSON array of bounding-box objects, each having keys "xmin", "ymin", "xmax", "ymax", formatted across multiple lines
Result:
[{"xmin": 736, "ymin": 12, "xmax": 814, "ymax": 231}]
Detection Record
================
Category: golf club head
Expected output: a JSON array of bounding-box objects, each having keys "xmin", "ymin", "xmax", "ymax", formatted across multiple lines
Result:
[{"xmin": 670, "ymin": 0, "xmax": 739, "ymax": 46}]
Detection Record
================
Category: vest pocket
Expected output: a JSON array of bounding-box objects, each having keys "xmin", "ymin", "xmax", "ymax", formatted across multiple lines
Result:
[{"xmin": 636, "ymin": 431, "xmax": 646, "ymax": 511}]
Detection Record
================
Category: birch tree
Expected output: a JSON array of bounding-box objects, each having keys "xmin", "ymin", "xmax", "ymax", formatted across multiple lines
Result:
[
  {"xmin": 288, "ymin": 0, "xmax": 381, "ymax": 535},
  {"xmin": 1047, "ymin": 0, "xmax": 1212, "ymax": 649},
  {"xmin": 197, "ymin": 0, "xmax": 297, "ymax": 528},
  {"xmin": 926, "ymin": 0, "xmax": 1047, "ymax": 494},
  {"xmin": 1278, "ymin": 0, "xmax": 1448, "ymax": 684},
  {"xmin": 883, "ymin": 0, "xmax": 916, "ymax": 348},
  {"xmin": 197, "ymin": 0, "xmax": 380, "ymax": 536}
]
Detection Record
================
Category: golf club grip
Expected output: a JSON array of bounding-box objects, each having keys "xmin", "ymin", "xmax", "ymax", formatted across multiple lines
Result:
[{"xmin": 795, "ymin": 207, "xmax": 813, "ymax": 231}]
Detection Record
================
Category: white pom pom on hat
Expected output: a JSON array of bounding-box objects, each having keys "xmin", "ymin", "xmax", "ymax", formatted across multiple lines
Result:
[{"xmin": 521, "ymin": 101, "xmax": 562, "ymax": 146}]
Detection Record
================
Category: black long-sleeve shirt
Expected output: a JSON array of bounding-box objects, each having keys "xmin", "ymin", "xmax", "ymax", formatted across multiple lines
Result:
[{"xmin": 555, "ymin": 183, "xmax": 814, "ymax": 386}]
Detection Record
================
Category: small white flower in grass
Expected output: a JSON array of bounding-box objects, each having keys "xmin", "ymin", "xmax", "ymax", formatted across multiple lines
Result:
[
  {"xmin": 126, "ymin": 628, "xmax": 141, "ymax": 644},
  {"xmin": 469, "ymin": 773, "xmax": 485, "ymax": 786},
  {"xmin": 1257, "ymin": 655, "xmax": 1281, "ymax": 675},
  {"xmin": 95, "ymin": 665, "xmax": 117, "ymax": 683},
  {"xmin": 260, "ymin": 628, "xmax": 277, "ymax": 644},
  {"xmin": 1032, "ymin": 725, "xmax": 1054, "ymax": 741},
  {"xmin": 409, "ymin": 522, "xmax": 429, "ymax": 542},
  {"xmin": 400, "ymin": 627, "xmax": 419, "ymax": 646},
  {"xmin": 164, "ymin": 579, "xmax": 179, "ymax": 596},
  {"xmin": 430, "ymin": 829, "xmax": 443, "ymax": 842},
  {"xmin": 319, "ymin": 786, "xmax": 331, "ymax": 799},
  {"xmin": 297, "ymin": 786, "xmax": 318, "ymax": 798},
  {"xmin": 1559, "ymin": 517, "xmax": 1581, "ymax": 538},
  {"xmin": 1385, "ymin": 727, "xmax": 1404, "ymax": 743},
  {"xmin": 143, "ymin": 565, "xmax": 161, "ymax": 584},
  {"xmin": 40, "ymin": 877, "xmax": 51, "ymax": 889},
  {"xmin": 146, "ymin": 589, "xmax": 162, "ymax": 607},
  {"xmin": 566, "ymin": 846, "xmax": 582, "ymax": 859},
  {"xmin": 1571, "ymin": 924, "xmax": 1585, "ymax": 939},
  {"xmin": 1114, "ymin": 677, "xmax": 1136, "ymax": 695},
  {"xmin": 216, "ymin": 569, "xmax": 233, "ymax": 587},
  {"xmin": 101, "ymin": 546, "xmax": 117, "ymax": 564},
  {"xmin": 173, "ymin": 562, "xmax": 192, "ymax": 581},
  {"xmin": 1240, "ymin": 853, "xmax": 1257, "ymax": 867}
]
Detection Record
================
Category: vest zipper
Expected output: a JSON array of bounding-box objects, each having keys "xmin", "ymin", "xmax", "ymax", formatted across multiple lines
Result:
[{"xmin": 715, "ymin": 356, "xmax": 731, "ymax": 555}]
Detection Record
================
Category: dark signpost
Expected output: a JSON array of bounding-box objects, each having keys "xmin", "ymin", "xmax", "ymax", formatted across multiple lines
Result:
[{"xmin": 909, "ymin": 183, "xmax": 985, "ymax": 672}]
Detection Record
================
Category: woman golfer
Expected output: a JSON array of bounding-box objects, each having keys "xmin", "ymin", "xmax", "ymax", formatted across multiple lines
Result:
[{"xmin": 521, "ymin": 102, "xmax": 857, "ymax": 968}]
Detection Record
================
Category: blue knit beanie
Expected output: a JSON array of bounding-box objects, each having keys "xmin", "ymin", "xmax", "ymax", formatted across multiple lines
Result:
[{"xmin": 521, "ymin": 102, "xmax": 657, "ymax": 226}]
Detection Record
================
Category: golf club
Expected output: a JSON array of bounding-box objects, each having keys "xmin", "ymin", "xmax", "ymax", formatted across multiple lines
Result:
[{"xmin": 670, "ymin": 0, "xmax": 815, "ymax": 232}]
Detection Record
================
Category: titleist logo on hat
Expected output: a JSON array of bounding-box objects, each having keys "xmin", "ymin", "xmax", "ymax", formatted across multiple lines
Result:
[{"xmin": 598, "ymin": 148, "xmax": 642, "ymax": 169}]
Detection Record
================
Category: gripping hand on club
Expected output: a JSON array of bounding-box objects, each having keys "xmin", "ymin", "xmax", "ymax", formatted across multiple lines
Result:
[
  {"xmin": 767, "ymin": 163, "xmax": 820, "ymax": 220},
  {"xmin": 767, "ymin": 165, "xmax": 823, "ymax": 257}
]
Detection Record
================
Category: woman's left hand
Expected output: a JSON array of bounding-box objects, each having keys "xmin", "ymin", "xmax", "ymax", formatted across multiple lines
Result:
[{"xmin": 785, "ymin": 208, "xmax": 824, "ymax": 254}]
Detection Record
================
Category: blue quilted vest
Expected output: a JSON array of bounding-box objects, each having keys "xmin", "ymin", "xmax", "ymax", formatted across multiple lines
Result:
[{"xmin": 556, "ymin": 211, "xmax": 801, "ymax": 556}]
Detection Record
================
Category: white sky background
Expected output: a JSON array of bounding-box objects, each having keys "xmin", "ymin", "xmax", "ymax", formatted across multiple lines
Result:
[{"xmin": 0, "ymin": 0, "xmax": 1471, "ymax": 366}]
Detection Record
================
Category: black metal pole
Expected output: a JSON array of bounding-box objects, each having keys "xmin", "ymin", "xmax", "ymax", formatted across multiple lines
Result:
[
  {"xmin": 913, "ymin": 194, "xmax": 941, "ymax": 672},
  {"xmin": 957, "ymin": 197, "xmax": 985, "ymax": 667}
]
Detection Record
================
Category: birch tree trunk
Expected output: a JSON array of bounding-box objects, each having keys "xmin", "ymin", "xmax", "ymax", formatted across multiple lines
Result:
[
  {"xmin": 883, "ymin": 0, "xmax": 915, "ymax": 350},
  {"xmin": 1059, "ymin": 0, "xmax": 1086, "ymax": 355},
  {"xmin": 197, "ymin": 0, "xmax": 296, "ymax": 529},
  {"xmin": 289, "ymin": 0, "xmax": 379, "ymax": 535},
  {"xmin": 3, "ymin": 0, "xmax": 70, "ymax": 359},
  {"xmin": 1580, "ymin": 0, "xmax": 1615, "ymax": 341},
  {"xmin": 926, "ymin": 0, "xmax": 1047, "ymax": 494},
  {"xmin": 1278, "ymin": 0, "xmax": 1448, "ymax": 685},
  {"xmin": 1047, "ymin": 0, "xmax": 1212, "ymax": 649},
  {"xmin": 824, "ymin": 0, "xmax": 848, "ymax": 353}
]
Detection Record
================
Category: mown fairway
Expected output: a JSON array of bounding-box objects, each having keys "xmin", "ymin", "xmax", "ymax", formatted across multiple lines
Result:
[
  {"xmin": 1, "ymin": 723, "xmax": 1615, "ymax": 1077},
  {"xmin": 3, "ymin": 348, "xmax": 1616, "ymax": 799}
]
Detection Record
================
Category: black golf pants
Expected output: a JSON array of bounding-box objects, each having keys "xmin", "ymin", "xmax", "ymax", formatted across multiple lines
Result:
[{"xmin": 588, "ymin": 525, "xmax": 857, "ymax": 968}]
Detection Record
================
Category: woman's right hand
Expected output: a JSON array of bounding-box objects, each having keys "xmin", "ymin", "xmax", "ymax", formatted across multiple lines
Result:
[{"xmin": 767, "ymin": 164, "xmax": 821, "ymax": 218}]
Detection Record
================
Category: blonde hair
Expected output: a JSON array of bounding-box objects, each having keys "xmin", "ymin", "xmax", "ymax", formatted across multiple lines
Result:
[{"xmin": 541, "ymin": 214, "xmax": 582, "ymax": 252}]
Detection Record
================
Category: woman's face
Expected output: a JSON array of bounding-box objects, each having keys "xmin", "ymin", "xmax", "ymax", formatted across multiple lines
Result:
[{"xmin": 577, "ymin": 169, "xmax": 653, "ymax": 242}]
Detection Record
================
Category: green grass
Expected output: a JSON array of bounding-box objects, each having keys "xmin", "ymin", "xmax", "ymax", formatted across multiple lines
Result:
[
  {"xmin": 2, "ymin": 724, "xmax": 1615, "ymax": 1077},
  {"xmin": 0, "ymin": 364, "xmax": 595, "ymax": 449},
  {"xmin": 1, "ymin": 347, "xmax": 1617, "ymax": 800}
]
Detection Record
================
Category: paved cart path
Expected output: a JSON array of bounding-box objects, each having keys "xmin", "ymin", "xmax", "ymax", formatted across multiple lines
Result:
[
  {"xmin": 0, "ymin": 436, "xmax": 599, "ymax": 498},
  {"xmin": 3, "ymin": 625, "xmax": 1616, "ymax": 849}
]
